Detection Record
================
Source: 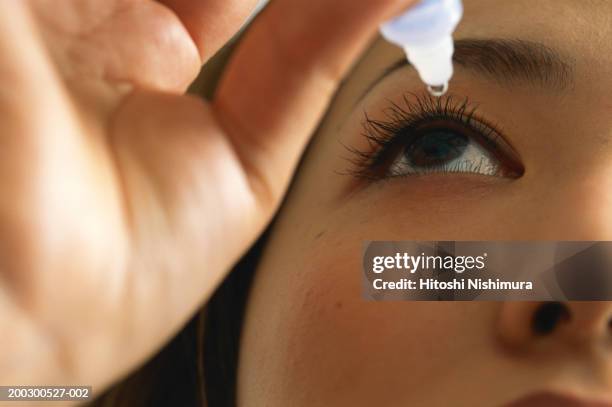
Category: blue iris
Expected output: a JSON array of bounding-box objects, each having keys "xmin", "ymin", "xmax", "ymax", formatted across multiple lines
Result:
[{"xmin": 404, "ymin": 130, "xmax": 469, "ymax": 167}]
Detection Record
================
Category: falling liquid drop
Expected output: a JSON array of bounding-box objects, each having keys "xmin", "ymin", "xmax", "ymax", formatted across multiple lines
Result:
[{"xmin": 427, "ymin": 82, "xmax": 449, "ymax": 97}]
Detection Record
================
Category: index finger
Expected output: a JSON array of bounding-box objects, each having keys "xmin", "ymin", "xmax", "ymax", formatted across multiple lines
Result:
[
  {"xmin": 160, "ymin": 0, "xmax": 260, "ymax": 62},
  {"xmin": 213, "ymin": 0, "xmax": 417, "ymax": 209}
]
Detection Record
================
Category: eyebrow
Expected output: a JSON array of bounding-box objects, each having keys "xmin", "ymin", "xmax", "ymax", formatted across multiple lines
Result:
[{"xmin": 362, "ymin": 38, "xmax": 574, "ymax": 98}]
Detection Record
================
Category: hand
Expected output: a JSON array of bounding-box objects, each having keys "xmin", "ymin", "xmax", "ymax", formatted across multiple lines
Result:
[{"xmin": 0, "ymin": 0, "xmax": 416, "ymax": 392}]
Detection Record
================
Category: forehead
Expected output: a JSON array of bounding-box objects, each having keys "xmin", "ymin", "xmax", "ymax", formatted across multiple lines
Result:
[
  {"xmin": 456, "ymin": 0, "xmax": 612, "ymax": 107},
  {"xmin": 459, "ymin": 0, "xmax": 611, "ymax": 61}
]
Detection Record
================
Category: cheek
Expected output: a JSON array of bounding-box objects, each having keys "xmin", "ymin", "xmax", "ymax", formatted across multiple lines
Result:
[{"xmin": 271, "ymin": 229, "xmax": 496, "ymax": 406}]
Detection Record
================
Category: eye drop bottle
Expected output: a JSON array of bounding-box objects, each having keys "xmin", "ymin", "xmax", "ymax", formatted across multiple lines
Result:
[{"xmin": 380, "ymin": 0, "xmax": 463, "ymax": 96}]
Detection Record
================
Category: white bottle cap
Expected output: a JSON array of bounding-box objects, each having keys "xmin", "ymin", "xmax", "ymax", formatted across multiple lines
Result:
[
  {"xmin": 381, "ymin": 0, "xmax": 463, "ymax": 94},
  {"xmin": 404, "ymin": 35, "xmax": 454, "ymax": 88}
]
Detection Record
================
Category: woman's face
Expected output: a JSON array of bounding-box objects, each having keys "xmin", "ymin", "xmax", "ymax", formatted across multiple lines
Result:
[{"xmin": 238, "ymin": 1, "xmax": 612, "ymax": 405}]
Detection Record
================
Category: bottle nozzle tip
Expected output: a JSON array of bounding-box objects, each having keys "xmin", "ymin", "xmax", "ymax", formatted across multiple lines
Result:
[{"xmin": 427, "ymin": 82, "xmax": 449, "ymax": 97}]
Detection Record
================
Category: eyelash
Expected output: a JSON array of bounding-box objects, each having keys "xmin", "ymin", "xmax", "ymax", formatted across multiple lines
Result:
[{"xmin": 345, "ymin": 93, "xmax": 524, "ymax": 181}]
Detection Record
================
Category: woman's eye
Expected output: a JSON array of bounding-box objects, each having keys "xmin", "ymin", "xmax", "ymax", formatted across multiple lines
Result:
[
  {"xmin": 388, "ymin": 128, "xmax": 503, "ymax": 177},
  {"xmin": 348, "ymin": 94, "xmax": 525, "ymax": 181}
]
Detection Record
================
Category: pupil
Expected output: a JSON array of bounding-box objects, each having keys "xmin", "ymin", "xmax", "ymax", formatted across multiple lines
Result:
[{"xmin": 404, "ymin": 130, "xmax": 469, "ymax": 167}]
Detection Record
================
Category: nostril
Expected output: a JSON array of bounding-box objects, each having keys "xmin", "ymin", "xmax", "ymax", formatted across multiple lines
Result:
[{"xmin": 532, "ymin": 302, "xmax": 571, "ymax": 336}]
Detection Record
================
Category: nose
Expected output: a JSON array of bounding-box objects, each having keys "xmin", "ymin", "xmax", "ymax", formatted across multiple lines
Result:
[{"xmin": 497, "ymin": 302, "xmax": 612, "ymax": 350}]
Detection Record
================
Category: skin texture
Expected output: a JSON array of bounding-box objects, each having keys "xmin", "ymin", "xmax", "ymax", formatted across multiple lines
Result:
[
  {"xmin": 238, "ymin": 1, "xmax": 612, "ymax": 406},
  {"xmin": 0, "ymin": 0, "xmax": 420, "ymax": 394}
]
